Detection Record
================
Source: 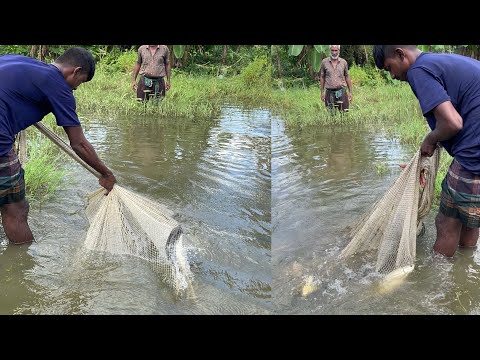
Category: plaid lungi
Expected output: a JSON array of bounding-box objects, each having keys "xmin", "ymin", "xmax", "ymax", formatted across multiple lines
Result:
[
  {"xmin": 137, "ymin": 75, "xmax": 166, "ymax": 100},
  {"xmin": 0, "ymin": 149, "xmax": 25, "ymax": 206},
  {"xmin": 439, "ymin": 158, "xmax": 480, "ymax": 227},
  {"xmin": 325, "ymin": 87, "xmax": 349, "ymax": 111}
]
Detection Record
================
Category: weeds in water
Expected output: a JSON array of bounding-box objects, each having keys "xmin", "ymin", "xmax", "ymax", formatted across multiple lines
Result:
[{"xmin": 374, "ymin": 162, "xmax": 390, "ymax": 176}]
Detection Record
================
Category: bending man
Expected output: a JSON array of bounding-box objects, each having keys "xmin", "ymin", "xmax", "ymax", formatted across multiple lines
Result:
[
  {"xmin": 374, "ymin": 45, "xmax": 480, "ymax": 257},
  {"xmin": 0, "ymin": 47, "xmax": 116, "ymax": 245}
]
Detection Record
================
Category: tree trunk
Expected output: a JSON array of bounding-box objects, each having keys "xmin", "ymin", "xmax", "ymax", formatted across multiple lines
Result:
[
  {"xmin": 276, "ymin": 52, "xmax": 283, "ymax": 79},
  {"xmin": 40, "ymin": 45, "xmax": 48, "ymax": 61},
  {"xmin": 29, "ymin": 45, "xmax": 38, "ymax": 58},
  {"xmin": 297, "ymin": 45, "xmax": 308, "ymax": 66},
  {"xmin": 181, "ymin": 45, "xmax": 190, "ymax": 67},
  {"xmin": 222, "ymin": 45, "xmax": 227, "ymax": 65},
  {"xmin": 30, "ymin": 45, "xmax": 49, "ymax": 61},
  {"xmin": 167, "ymin": 45, "xmax": 175, "ymax": 68}
]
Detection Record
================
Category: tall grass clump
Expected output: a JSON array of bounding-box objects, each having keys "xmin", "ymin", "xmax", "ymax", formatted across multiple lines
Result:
[{"xmin": 23, "ymin": 115, "xmax": 67, "ymax": 203}]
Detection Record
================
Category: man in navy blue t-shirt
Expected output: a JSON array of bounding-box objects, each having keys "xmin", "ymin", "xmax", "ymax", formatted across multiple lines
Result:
[
  {"xmin": 0, "ymin": 47, "xmax": 116, "ymax": 245},
  {"xmin": 373, "ymin": 45, "xmax": 480, "ymax": 257}
]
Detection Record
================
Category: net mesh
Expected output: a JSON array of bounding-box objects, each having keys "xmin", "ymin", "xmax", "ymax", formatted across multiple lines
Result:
[
  {"xmin": 339, "ymin": 148, "xmax": 441, "ymax": 275},
  {"xmin": 84, "ymin": 186, "xmax": 192, "ymax": 295},
  {"xmin": 33, "ymin": 122, "xmax": 192, "ymax": 296}
]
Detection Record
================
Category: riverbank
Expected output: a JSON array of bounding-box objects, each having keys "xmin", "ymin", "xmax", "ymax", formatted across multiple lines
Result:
[
  {"xmin": 25, "ymin": 55, "xmax": 273, "ymax": 202},
  {"xmin": 75, "ymin": 56, "xmax": 273, "ymax": 119}
]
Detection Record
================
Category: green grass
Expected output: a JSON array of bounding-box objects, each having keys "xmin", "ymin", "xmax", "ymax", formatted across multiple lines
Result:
[
  {"xmin": 23, "ymin": 115, "xmax": 68, "ymax": 203},
  {"xmin": 374, "ymin": 161, "xmax": 390, "ymax": 176},
  {"xmin": 385, "ymin": 115, "xmax": 453, "ymax": 204},
  {"xmin": 271, "ymin": 82, "xmax": 423, "ymax": 127},
  {"xmin": 75, "ymin": 56, "xmax": 273, "ymax": 119}
]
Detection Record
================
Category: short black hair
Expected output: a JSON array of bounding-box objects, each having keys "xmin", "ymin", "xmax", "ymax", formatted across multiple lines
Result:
[
  {"xmin": 373, "ymin": 45, "xmax": 386, "ymax": 69},
  {"xmin": 373, "ymin": 45, "xmax": 418, "ymax": 70},
  {"xmin": 55, "ymin": 47, "xmax": 96, "ymax": 81}
]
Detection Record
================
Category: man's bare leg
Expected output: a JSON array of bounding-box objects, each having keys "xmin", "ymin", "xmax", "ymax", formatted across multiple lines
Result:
[
  {"xmin": 459, "ymin": 226, "xmax": 479, "ymax": 248},
  {"xmin": 0, "ymin": 200, "xmax": 34, "ymax": 244},
  {"xmin": 433, "ymin": 212, "xmax": 462, "ymax": 257}
]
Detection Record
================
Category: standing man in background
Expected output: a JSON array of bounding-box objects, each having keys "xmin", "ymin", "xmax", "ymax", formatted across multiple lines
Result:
[
  {"xmin": 320, "ymin": 45, "xmax": 353, "ymax": 111},
  {"xmin": 132, "ymin": 45, "xmax": 171, "ymax": 101}
]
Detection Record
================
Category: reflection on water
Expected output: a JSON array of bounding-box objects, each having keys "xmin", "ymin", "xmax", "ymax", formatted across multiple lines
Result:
[
  {"xmin": 272, "ymin": 118, "xmax": 480, "ymax": 315},
  {"xmin": 0, "ymin": 105, "xmax": 271, "ymax": 315}
]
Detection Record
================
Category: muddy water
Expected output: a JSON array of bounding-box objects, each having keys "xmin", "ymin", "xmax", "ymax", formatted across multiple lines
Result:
[
  {"xmin": 0, "ymin": 105, "xmax": 271, "ymax": 314},
  {"xmin": 272, "ymin": 118, "xmax": 480, "ymax": 315}
]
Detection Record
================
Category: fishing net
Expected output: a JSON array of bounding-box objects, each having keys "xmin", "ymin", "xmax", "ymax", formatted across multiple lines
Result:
[
  {"xmin": 339, "ymin": 147, "xmax": 441, "ymax": 275},
  {"xmin": 34, "ymin": 122, "xmax": 192, "ymax": 295}
]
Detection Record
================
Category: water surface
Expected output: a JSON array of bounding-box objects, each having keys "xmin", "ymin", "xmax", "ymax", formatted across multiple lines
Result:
[{"xmin": 0, "ymin": 105, "xmax": 271, "ymax": 315}]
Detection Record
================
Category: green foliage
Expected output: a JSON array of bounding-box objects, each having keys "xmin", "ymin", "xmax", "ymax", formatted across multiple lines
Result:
[
  {"xmin": 339, "ymin": 45, "xmax": 368, "ymax": 66},
  {"xmin": 287, "ymin": 45, "xmax": 329, "ymax": 76},
  {"xmin": 75, "ymin": 63, "xmax": 273, "ymax": 119},
  {"xmin": 288, "ymin": 45, "xmax": 304, "ymax": 56},
  {"xmin": 283, "ymin": 45, "xmax": 371, "ymax": 85},
  {"xmin": 177, "ymin": 45, "xmax": 270, "ymax": 77},
  {"xmin": 374, "ymin": 161, "xmax": 389, "ymax": 176},
  {"xmin": 349, "ymin": 65, "xmax": 386, "ymax": 87},
  {"xmin": 418, "ymin": 45, "xmax": 456, "ymax": 53},
  {"xmin": 24, "ymin": 140, "xmax": 66, "ymax": 202},
  {"xmin": 271, "ymin": 81, "xmax": 420, "ymax": 127},
  {"xmin": 23, "ymin": 115, "xmax": 66, "ymax": 203},
  {"xmin": 311, "ymin": 49, "xmax": 322, "ymax": 72},
  {"xmin": 273, "ymin": 46, "xmax": 316, "ymax": 86},
  {"xmin": 173, "ymin": 45, "xmax": 186, "ymax": 58},
  {"xmin": 111, "ymin": 49, "xmax": 138, "ymax": 73},
  {"xmin": 388, "ymin": 112, "xmax": 428, "ymax": 146},
  {"xmin": 0, "ymin": 45, "xmax": 30, "ymax": 56},
  {"xmin": 314, "ymin": 45, "xmax": 329, "ymax": 54},
  {"xmin": 238, "ymin": 55, "xmax": 272, "ymax": 88}
]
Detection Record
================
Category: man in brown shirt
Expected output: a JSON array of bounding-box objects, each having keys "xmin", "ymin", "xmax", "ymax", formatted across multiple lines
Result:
[
  {"xmin": 132, "ymin": 45, "xmax": 171, "ymax": 101},
  {"xmin": 320, "ymin": 45, "xmax": 353, "ymax": 111}
]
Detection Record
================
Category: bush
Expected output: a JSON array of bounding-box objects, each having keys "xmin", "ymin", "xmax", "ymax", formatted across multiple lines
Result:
[
  {"xmin": 113, "ymin": 49, "xmax": 138, "ymax": 73},
  {"xmin": 349, "ymin": 65, "xmax": 387, "ymax": 87},
  {"xmin": 0, "ymin": 45, "xmax": 30, "ymax": 56},
  {"xmin": 238, "ymin": 55, "xmax": 272, "ymax": 88}
]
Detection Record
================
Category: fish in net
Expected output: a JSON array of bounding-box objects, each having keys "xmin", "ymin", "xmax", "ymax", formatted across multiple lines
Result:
[
  {"xmin": 33, "ymin": 122, "xmax": 192, "ymax": 296},
  {"xmin": 339, "ymin": 147, "xmax": 441, "ymax": 277}
]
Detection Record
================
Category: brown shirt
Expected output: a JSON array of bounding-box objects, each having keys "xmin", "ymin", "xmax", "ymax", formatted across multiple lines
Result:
[
  {"xmin": 320, "ymin": 57, "xmax": 349, "ymax": 90},
  {"xmin": 137, "ymin": 45, "xmax": 170, "ymax": 78}
]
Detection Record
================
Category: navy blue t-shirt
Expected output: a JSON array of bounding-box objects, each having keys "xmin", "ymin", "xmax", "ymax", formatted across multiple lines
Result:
[
  {"xmin": 0, "ymin": 54, "xmax": 81, "ymax": 156},
  {"xmin": 407, "ymin": 52, "xmax": 480, "ymax": 174}
]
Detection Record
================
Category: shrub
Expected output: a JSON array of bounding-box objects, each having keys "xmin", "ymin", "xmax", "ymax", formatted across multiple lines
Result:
[{"xmin": 238, "ymin": 55, "xmax": 272, "ymax": 88}]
